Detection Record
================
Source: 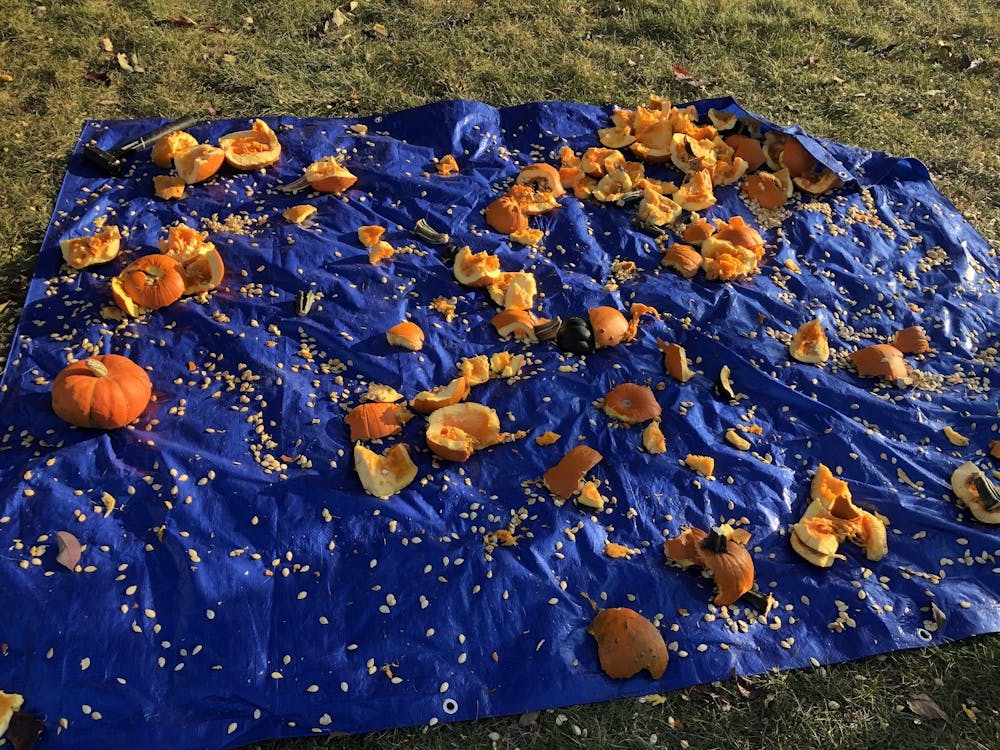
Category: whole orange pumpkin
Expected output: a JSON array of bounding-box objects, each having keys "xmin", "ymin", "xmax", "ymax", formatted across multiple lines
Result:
[
  {"xmin": 117, "ymin": 254, "xmax": 186, "ymax": 310},
  {"xmin": 51, "ymin": 355, "xmax": 152, "ymax": 429}
]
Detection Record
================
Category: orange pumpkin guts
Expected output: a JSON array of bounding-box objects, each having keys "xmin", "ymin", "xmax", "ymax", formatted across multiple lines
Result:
[
  {"xmin": 588, "ymin": 607, "xmax": 668, "ymax": 680},
  {"xmin": 664, "ymin": 525, "xmax": 756, "ymax": 606},
  {"xmin": 60, "ymin": 225, "xmax": 121, "ymax": 270},
  {"xmin": 425, "ymin": 402, "xmax": 503, "ymax": 462},
  {"xmin": 602, "ymin": 383, "xmax": 661, "ymax": 424},
  {"xmin": 51, "ymin": 355, "xmax": 152, "ymax": 429},
  {"xmin": 516, "ymin": 163, "xmax": 566, "ymax": 198},
  {"xmin": 789, "ymin": 318, "xmax": 830, "ymax": 363},
  {"xmin": 218, "ymin": 119, "xmax": 281, "ymax": 170}
]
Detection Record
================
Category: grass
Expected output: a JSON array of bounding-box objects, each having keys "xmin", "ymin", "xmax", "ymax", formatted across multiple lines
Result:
[{"xmin": 1, "ymin": 1, "xmax": 999, "ymax": 748}]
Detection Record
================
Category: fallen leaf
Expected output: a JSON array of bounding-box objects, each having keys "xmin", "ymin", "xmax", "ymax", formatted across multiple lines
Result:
[
  {"xmin": 804, "ymin": 54, "xmax": 821, "ymax": 66},
  {"xmin": 55, "ymin": 531, "xmax": 82, "ymax": 571},
  {"xmin": 332, "ymin": 8, "xmax": 348, "ymax": 26},
  {"xmin": 961, "ymin": 703, "xmax": 977, "ymax": 722},
  {"xmin": 0, "ymin": 73, "xmax": 12, "ymax": 82},
  {"xmin": 640, "ymin": 693, "xmax": 667, "ymax": 706},
  {"xmin": 116, "ymin": 52, "xmax": 133, "ymax": 72},
  {"xmin": 517, "ymin": 710, "xmax": 540, "ymax": 728},
  {"xmin": 907, "ymin": 693, "xmax": 949, "ymax": 722},
  {"xmin": 221, "ymin": 53, "xmax": 237, "ymax": 64},
  {"xmin": 161, "ymin": 15, "xmax": 197, "ymax": 27},
  {"xmin": 5, "ymin": 710, "xmax": 45, "ymax": 750},
  {"xmin": 671, "ymin": 64, "xmax": 711, "ymax": 89},
  {"xmin": 99, "ymin": 36, "xmax": 114, "ymax": 52},
  {"xmin": 129, "ymin": 53, "xmax": 145, "ymax": 73},
  {"xmin": 83, "ymin": 70, "xmax": 111, "ymax": 86},
  {"xmin": 930, "ymin": 601, "xmax": 947, "ymax": 630},
  {"xmin": 731, "ymin": 670, "xmax": 761, "ymax": 699},
  {"xmin": 964, "ymin": 56, "xmax": 986, "ymax": 70},
  {"xmin": 371, "ymin": 22, "xmax": 388, "ymax": 37}
]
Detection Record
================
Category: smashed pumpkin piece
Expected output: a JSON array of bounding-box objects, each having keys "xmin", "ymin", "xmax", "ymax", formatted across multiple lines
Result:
[
  {"xmin": 353, "ymin": 443, "xmax": 418, "ymax": 499},
  {"xmin": 664, "ymin": 525, "xmax": 756, "ymax": 606},
  {"xmin": 661, "ymin": 242, "xmax": 701, "ymax": 279},
  {"xmin": 425, "ymin": 402, "xmax": 502, "ymax": 462},
  {"xmin": 850, "ymin": 344, "xmax": 910, "ymax": 385},
  {"xmin": 151, "ymin": 130, "xmax": 198, "ymax": 168},
  {"xmin": 487, "ymin": 271, "xmax": 537, "ymax": 310},
  {"xmin": 516, "ymin": 162, "xmax": 565, "ymax": 198},
  {"xmin": 357, "ymin": 225, "xmax": 386, "ymax": 248},
  {"xmin": 642, "ymin": 421, "xmax": 666, "ymax": 454},
  {"xmin": 282, "ymin": 204, "xmax": 316, "ymax": 225},
  {"xmin": 218, "ymin": 118, "xmax": 281, "ymax": 170},
  {"xmin": 684, "ymin": 454, "xmax": 715, "ymax": 479},
  {"xmin": 509, "ymin": 228, "xmax": 544, "ymax": 246},
  {"xmin": 0, "ymin": 691, "xmax": 25, "ymax": 737},
  {"xmin": 153, "ymin": 175, "xmax": 187, "ymax": 200},
  {"xmin": 436, "ymin": 154, "xmax": 459, "ymax": 176},
  {"xmin": 60, "ymin": 225, "xmax": 121, "ymax": 270},
  {"xmin": 386, "ymin": 321, "xmax": 424, "ymax": 351},
  {"xmin": 543, "ymin": 445, "xmax": 603, "ymax": 500},
  {"xmin": 892, "ymin": 325, "xmax": 931, "ymax": 354},
  {"xmin": 673, "ymin": 168, "xmax": 716, "ymax": 212},
  {"xmin": 345, "ymin": 402, "xmax": 412, "ymax": 442},
  {"xmin": 174, "ymin": 143, "xmax": 225, "ymax": 184},
  {"xmin": 950, "ymin": 462, "xmax": 1000, "ymax": 524},
  {"xmin": 55, "ymin": 530, "xmax": 82, "ymax": 571},
  {"xmin": 491, "ymin": 309, "xmax": 538, "ymax": 342},
  {"xmin": 657, "ymin": 339, "xmax": 694, "ymax": 382},
  {"xmin": 588, "ymin": 608, "xmax": 668, "ymax": 680},
  {"xmin": 114, "ymin": 254, "xmax": 186, "ymax": 311},
  {"xmin": 742, "ymin": 169, "xmax": 793, "ymax": 209},
  {"xmin": 700, "ymin": 216, "xmax": 766, "ymax": 281},
  {"xmin": 485, "ymin": 195, "xmax": 529, "ymax": 235},
  {"xmin": 304, "ymin": 156, "xmax": 357, "ymax": 193},
  {"xmin": 588, "ymin": 306, "xmax": 629, "ymax": 349},
  {"xmin": 789, "ymin": 318, "xmax": 830, "ymax": 364},
  {"xmin": 411, "ymin": 375, "xmax": 470, "ymax": 414},
  {"xmin": 602, "ymin": 383, "xmax": 661, "ymax": 425},
  {"xmin": 790, "ymin": 464, "xmax": 889, "ymax": 566},
  {"xmin": 604, "ymin": 541, "xmax": 634, "ymax": 559},
  {"xmin": 458, "ymin": 355, "xmax": 491, "ymax": 386},
  {"xmin": 453, "ymin": 245, "xmax": 502, "ymax": 288},
  {"xmin": 576, "ymin": 480, "xmax": 607, "ymax": 511},
  {"xmin": 368, "ymin": 240, "xmax": 396, "ymax": 264},
  {"xmin": 535, "ymin": 431, "xmax": 561, "ymax": 446}
]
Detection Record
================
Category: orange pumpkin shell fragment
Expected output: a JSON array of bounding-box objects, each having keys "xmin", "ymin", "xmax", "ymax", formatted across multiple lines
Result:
[
  {"xmin": 789, "ymin": 319, "xmax": 830, "ymax": 363},
  {"xmin": 425, "ymin": 402, "xmax": 502, "ymax": 462},
  {"xmin": 588, "ymin": 306, "xmax": 629, "ymax": 348},
  {"xmin": 543, "ymin": 445, "xmax": 603, "ymax": 500},
  {"xmin": 60, "ymin": 225, "xmax": 121, "ymax": 270},
  {"xmin": 588, "ymin": 607, "xmax": 668, "ymax": 680},
  {"xmin": 304, "ymin": 157, "xmax": 357, "ymax": 193},
  {"xmin": 153, "ymin": 175, "xmax": 187, "ymax": 200},
  {"xmin": 345, "ymin": 402, "xmax": 412, "ymax": 442},
  {"xmin": 411, "ymin": 376, "xmax": 470, "ymax": 414},
  {"xmin": 661, "ymin": 243, "xmax": 701, "ymax": 279},
  {"xmin": 218, "ymin": 118, "xmax": 281, "ymax": 170},
  {"xmin": 174, "ymin": 144, "xmax": 226, "ymax": 184},
  {"xmin": 353, "ymin": 443, "xmax": 418, "ymax": 499},
  {"xmin": 657, "ymin": 339, "xmax": 694, "ymax": 382},
  {"xmin": 516, "ymin": 162, "xmax": 565, "ymax": 198},
  {"xmin": 485, "ymin": 196, "xmax": 529, "ymax": 235},
  {"xmin": 151, "ymin": 130, "xmax": 198, "ymax": 169},
  {"xmin": 180, "ymin": 247, "xmax": 225, "ymax": 295},
  {"xmin": 849, "ymin": 344, "xmax": 909, "ymax": 383},
  {"xmin": 386, "ymin": 321, "xmax": 424, "ymax": 351},
  {"xmin": 602, "ymin": 383, "xmax": 661, "ymax": 424},
  {"xmin": 283, "ymin": 205, "xmax": 316, "ymax": 225},
  {"xmin": 892, "ymin": 325, "xmax": 931, "ymax": 354}
]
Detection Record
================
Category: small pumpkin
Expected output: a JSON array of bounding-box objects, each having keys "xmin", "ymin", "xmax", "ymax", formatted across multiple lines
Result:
[
  {"xmin": 543, "ymin": 445, "xmax": 603, "ymax": 500},
  {"xmin": 218, "ymin": 119, "xmax": 281, "ymax": 170},
  {"xmin": 425, "ymin": 402, "xmax": 502, "ymax": 462},
  {"xmin": 116, "ymin": 254, "xmax": 186, "ymax": 310},
  {"xmin": 602, "ymin": 383, "xmax": 661, "ymax": 424},
  {"xmin": 51, "ymin": 355, "xmax": 152, "ymax": 429},
  {"xmin": 588, "ymin": 607, "xmax": 668, "ymax": 680},
  {"xmin": 353, "ymin": 443, "xmax": 418, "ymax": 499}
]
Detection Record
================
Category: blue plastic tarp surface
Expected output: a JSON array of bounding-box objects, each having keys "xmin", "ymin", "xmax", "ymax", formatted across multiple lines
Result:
[{"xmin": 1, "ymin": 97, "xmax": 999, "ymax": 749}]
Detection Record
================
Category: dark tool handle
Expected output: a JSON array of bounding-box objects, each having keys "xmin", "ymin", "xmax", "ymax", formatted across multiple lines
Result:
[{"xmin": 116, "ymin": 113, "xmax": 202, "ymax": 154}]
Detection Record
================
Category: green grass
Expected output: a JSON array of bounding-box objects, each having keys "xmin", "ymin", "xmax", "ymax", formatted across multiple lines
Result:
[{"xmin": 2, "ymin": 1, "xmax": 999, "ymax": 748}]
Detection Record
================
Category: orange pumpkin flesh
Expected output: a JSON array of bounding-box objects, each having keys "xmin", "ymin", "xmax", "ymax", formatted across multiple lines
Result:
[
  {"xmin": 454, "ymin": 246, "xmax": 502, "ymax": 287},
  {"xmin": 51, "ymin": 355, "xmax": 152, "ymax": 429},
  {"xmin": 602, "ymin": 383, "xmax": 661, "ymax": 424},
  {"xmin": 354, "ymin": 443, "xmax": 418, "ymax": 499},
  {"xmin": 345, "ymin": 402, "xmax": 412, "ymax": 442},
  {"xmin": 543, "ymin": 445, "xmax": 603, "ymax": 499},
  {"xmin": 218, "ymin": 119, "xmax": 281, "ymax": 170},
  {"xmin": 151, "ymin": 130, "xmax": 198, "ymax": 169},
  {"xmin": 411, "ymin": 376, "xmax": 470, "ymax": 414},
  {"xmin": 789, "ymin": 319, "xmax": 830, "ymax": 363},
  {"xmin": 516, "ymin": 163, "xmax": 566, "ymax": 198},
  {"xmin": 588, "ymin": 607, "xmax": 668, "ymax": 680},
  {"xmin": 386, "ymin": 321, "xmax": 425, "ymax": 351},
  {"xmin": 153, "ymin": 175, "xmax": 187, "ymax": 200},
  {"xmin": 117, "ymin": 254, "xmax": 186, "ymax": 310},
  {"xmin": 181, "ymin": 247, "xmax": 225, "ymax": 295},
  {"xmin": 60, "ymin": 225, "xmax": 121, "ymax": 270},
  {"xmin": 425, "ymin": 402, "xmax": 502, "ymax": 462},
  {"xmin": 174, "ymin": 144, "xmax": 226, "ymax": 184},
  {"xmin": 159, "ymin": 225, "xmax": 213, "ymax": 262},
  {"xmin": 485, "ymin": 196, "xmax": 529, "ymax": 235},
  {"xmin": 304, "ymin": 157, "xmax": 358, "ymax": 193}
]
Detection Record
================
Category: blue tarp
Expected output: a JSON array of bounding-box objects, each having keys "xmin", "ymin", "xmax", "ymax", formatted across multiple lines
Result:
[{"xmin": 1, "ymin": 97, "xmax": 999, "ymax": 749}]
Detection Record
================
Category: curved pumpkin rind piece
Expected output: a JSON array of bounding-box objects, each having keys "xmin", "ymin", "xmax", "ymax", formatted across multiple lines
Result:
[
  {"xmin": 789, "ymin": 319, "xmax": 830, "ymax": 363},
  {"xmin": 344, "ymin": 402, "xmax": 411, "ymax": 442},
  {"xmin": 588, "ymin": 607, "xmax": 668, "ymax": 680},
  {"xmin": 60, "ymin": 225, "xmax": 122, "ymax": 270},
  {"xmin": 425, "ymin": 402, "xmax": 502, "ymax": 462},
  {"xmin": 304, "ymin": 157, "xmax": 358, "ymax": 193},
  {"xmin": 218, "ymin": 119, "xmax": 282, "ymax": 170},
  {"xmin": 353, "ymin": 443, "xmax": 418, "ymax": 499},
  {"xmin": 588, "ymin": 306, "xmax": 629, "ymax": 349},
  {"xmin": 602, "ymin": 383, "xmax": 661, "ymax": 424},
  {"xmin": 543, "ymin": 445, "xmax": 603, "ymax": 500}
]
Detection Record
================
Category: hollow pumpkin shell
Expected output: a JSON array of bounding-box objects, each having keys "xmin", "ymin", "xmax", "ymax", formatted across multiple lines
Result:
[
  {"xmin": 218, "ymin": 119, "xmax": 282, "ymax": 170},
  {"xmin": 588, "ymin": 607, "xmax": 668, "ymax": 680},
  {"xmin": 850, "ymin": 344, "xmax": 909, "ymax": 383},
  {"xmin": 485, "ymin": 196, "xmax": 529, "ymax": 235},
  {"xmin": 345, "ymin": 402, "xmax": 412, "ymax": 442},
  {"xmin": 425, "ymin": 402, "xmax": 502, "ymax": 462},
  {"xmin": 51, "ymin": 355, "xmax": 152, "ymax": 430},
  {"xmin": 602, "ymin": 383, "xmax": 661, "ymax": 424}
]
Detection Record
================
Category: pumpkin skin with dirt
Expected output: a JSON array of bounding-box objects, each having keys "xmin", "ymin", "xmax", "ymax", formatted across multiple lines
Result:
[{"xmin": 51, "ymin": 355, "xmax": 152, "ymax": 429}]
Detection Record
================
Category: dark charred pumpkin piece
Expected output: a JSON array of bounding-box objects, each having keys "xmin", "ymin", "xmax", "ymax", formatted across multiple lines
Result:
[
  {"xmin": 740, "ymin": 587, "xmax": 776, "ymax": 614},
  {"xmin": 974, "ymin": 473, "xmax": 1000, "ymax": 511},
  {"xmin": 715, "ymin": 365, "xmax": 736, "ymax": 401},
  {"xmin": 632, "ymin": 217, "xmax": 669, "ymax": 238},
  {"xmin": 702, "ymin": 526, "xmax": 728, "ymax": 554},
  {"xmin": 533, "ymin": 317, "xmax": 562, "ymax": 341}
]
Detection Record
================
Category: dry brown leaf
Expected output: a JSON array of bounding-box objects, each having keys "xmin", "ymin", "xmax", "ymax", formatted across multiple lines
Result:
[
  {"xmin": 162, "ymin": 15, "xmax": 197, "ymax": 28},
  {"xmin": 115, "ymin": 52, "xmax": 133, "ymax": 72},
  {"xmin": 371, "ymin": 23, "xmax": 388, "ymax": 37},
  {"xmin": 906, "ymin": 692, "xmax": 949, "ymax": 722},
  {"xmin": 83, "ymin": 70, "xmax": 111, "ymax": 86},
  {"xmin": 517, "ymin": 710, "xmax": 540, "ymax": 728},
  {"xmin": 99, "ymin": 36, "xmax": 114, "ymax": 52},
  {"xmin": 5, "ymin": 710, "xmax": 45, "ymax": 750},
  {"xmin": 55, "ymin": 531, "xmax": 82, "ymax": 571}
]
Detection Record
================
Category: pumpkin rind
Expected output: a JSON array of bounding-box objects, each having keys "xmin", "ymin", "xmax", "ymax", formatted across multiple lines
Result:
[
  {"xmin": 588, "ymin": 607, "xmax": 668, "ymax": 680},
  {"xmin": 117, "ymin": 254, "xmax": 186, "ymax": 310},
  {"xmin": 51, "ymin": 355, "xmax": 152, "ymax": 429}
]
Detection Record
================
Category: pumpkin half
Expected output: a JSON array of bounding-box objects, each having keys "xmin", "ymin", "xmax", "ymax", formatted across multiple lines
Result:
[
  {"xmin": 425, "ymin": 402, "xmax": 502, "ymax": 462},
  {"xmin": 588, "ymin": 607, "xmax": 668, "ymax": 680},
  {"xmin": 52, "ymin": 355, "xmax": 152, "ymax": 429}
]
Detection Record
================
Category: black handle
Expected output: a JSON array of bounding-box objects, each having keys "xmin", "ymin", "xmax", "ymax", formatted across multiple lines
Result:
[{"xmin": 116, "ymin": 113, "xmax": 202, "ymax": 153}]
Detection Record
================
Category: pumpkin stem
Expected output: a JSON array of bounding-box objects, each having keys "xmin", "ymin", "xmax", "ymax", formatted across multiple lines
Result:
[
  {"xmin": 84, "ymin": 358, "xmax": 109, "ymax": 378},
  {"xmin": 702, "ymin": 526, "xmax": 728, "ymax": 554}
]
